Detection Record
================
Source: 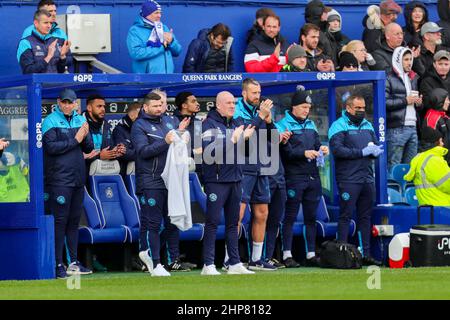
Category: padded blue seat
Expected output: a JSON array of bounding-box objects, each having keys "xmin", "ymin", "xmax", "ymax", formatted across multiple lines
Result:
[
  {"xmin": 404, "ymin": 187, "xmax": 419, "ymax": 206},
  {"xmin": 315, "ymin": 196, "xmax": 356, "ymax": 238},
  {"xmin": 88, "ymin": 160, "xmax": 140, "ymax": 243},
  {"xmin": 390, "ymin": 164, "xmax": 411, "ymax": 194}
]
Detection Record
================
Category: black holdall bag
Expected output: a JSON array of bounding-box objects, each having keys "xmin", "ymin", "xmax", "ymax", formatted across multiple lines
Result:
[{"xmin": 319, "ymin": 240, "xmax": 363, "ymax": 269}]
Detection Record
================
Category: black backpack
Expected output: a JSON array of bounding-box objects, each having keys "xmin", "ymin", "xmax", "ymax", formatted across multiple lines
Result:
[{"xmin": 319, "ymin": 240, "xmax": 363, "ymax": 269}]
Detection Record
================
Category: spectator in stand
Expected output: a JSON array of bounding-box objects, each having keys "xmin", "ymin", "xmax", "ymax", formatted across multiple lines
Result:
[
  {"xmin": 183, "ymin": 23, "xmax": 234, "ymax": 73},
  {"xmin": 341, "ymin": 40, "xmax": 376, "ymax": 71},
  {"xmin": 127, "ymin": 0, "xmax": 182, "ymax": 73},
  {"xmin": 402, "ymin": 1, "xmax": 429, "ymax": 47},
  {"xmin": 437, "ymin": 0, "xmax": 450, "ymax": 48},
  {"xmin": 112, "ymin": 102, "xmax": 141, "ymax": 179},
  {"xmin": 17, "ymin": 9, "xmax": 72, "ymax": 74},
  {"xmin": 362, "ymin": 0, "xmax": 402, "ymax": 53},
  {"xmin": 244, "ymin": 14, "xmax": 288, "ymax": 73},
  {"xmin": 315, "ymin": 55, "xmax": 335, "ymax": 72},
  {"xmin": 420, "ymin": 50, "xmax": 450, "ymax": 110},
  {"xmin": 385, "ymin": 47, "xmax": 422, "ymax": 171},
  {"xmin": 338, "ymin": 52, "xmax": 359, "ymax": 71},
  {"xmin": 371, "ymin": 22, "xmax": 413, "ymax": 72},
  {"xmin": 299, "ymin": 23, "xmax": 328, "ymax": 71},
  {"xmin": 413, "ymin": 22, "xmax": 447, "ymax": 77},
  {"xmin": 281, "ymin": 45, "xmax": 310, "ymax": 72},
  {"xmin": 304, "ymin": 0, "xmax": 333, "ymax": 63},
  {"xmin": 326, "ymin": 9, "xmax": 350, "ymax": 65},
  {"xmin": 422, "ymin": 88, "xmax": 450, "ymax": 163},
  {"xmin": 246, "ymin": 8, "xmax": 276, "ymax": 45}
]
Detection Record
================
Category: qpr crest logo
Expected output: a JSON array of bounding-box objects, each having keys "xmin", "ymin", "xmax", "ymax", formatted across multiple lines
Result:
[
  {"xmin": 105, "ymin": 187, "xmax": 114, "ymax": 199},
  {"xmin": 166, "ymin": 123, "xmax": 174, "ymax": 130},
  {"xmin": 209, "ymin": 193, "xmax": 218, "ymax": 202}
]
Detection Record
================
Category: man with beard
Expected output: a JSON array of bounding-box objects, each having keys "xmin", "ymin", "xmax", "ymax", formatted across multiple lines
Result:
[
  {"xmin": 83, "ymin": 94, "xmax": 126, "ymax": 180},
  {"xmin": 299, "ymin": 23, "xmax": 331, "ymax": 71}
]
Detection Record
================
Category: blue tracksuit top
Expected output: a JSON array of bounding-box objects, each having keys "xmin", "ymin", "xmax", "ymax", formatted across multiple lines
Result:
[
  {"xmin": 328, "ymin": 111, "xmax": 379, "ymax": 184},
  {"xmin": 202, "ymin": 108, "xmax": 244, "ymax": 183},
  {"xmin": 233, "ymin": 98, "xmax": 268, "ymax": 176},
  {"xmin": 126, "ymin": 16, "xmax": 182, "ymax": 74},
  {"xmin": 17, "ymin": 26, "xmax": 72, "ymax": 74},
  {"xmin": 276, "ymin": 110, "xmax": 321, "ymax": 179},
  {"xmin": 131, "ymin": 110, "xmax": 176, "ymax": 192},
  {"xmin": 42, "ymin": 107, "xmax": 94, "ymax": 187}
]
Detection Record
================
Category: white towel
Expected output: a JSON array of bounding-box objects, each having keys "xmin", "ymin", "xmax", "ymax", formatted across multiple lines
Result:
[{"xmin": 161, "ymin": 131, "xmax": 192, "ymax": 231}]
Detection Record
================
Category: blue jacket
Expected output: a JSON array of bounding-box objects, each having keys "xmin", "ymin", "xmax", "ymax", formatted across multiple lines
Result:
[
  {"xmin": 126, "ymin": 16, "xmax": 182, "ymax": 74},
  {"xmin": 42, "ymin": 107, "xmax": 94, "ymax": 187},
  {"xmin": 276, "ymin": 111, "xmax": 321, "ymax": 180},
  {"xmin": 112, "ymin": 115, "xmax": 137, "ymax": 177},
  {"xmin": 233, "ymin": 98, "xmax": 268, "ymax": 176},
  {"xmin": 22, "ymin": 22, "xmax": 67, "ymax": 40},
  {"xmin": 182, "ymin": 28, "xmax": 234, "ymax": 73},
  {"xmin": 131, "ymin": 110, "xmax": 176, "ymax": 192},
  {"xmin": 17, "ymin": 26, "xmax": 72, "ymax": 74},
  {"xmin": 328, "ymin": 111, "xmax": 379, "ymax": 184},
  {"xmin": 202, "ymin": 108, "xmax": 244, "ymax": 183}
]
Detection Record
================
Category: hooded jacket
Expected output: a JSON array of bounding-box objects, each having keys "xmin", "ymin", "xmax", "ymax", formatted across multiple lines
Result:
[
  {"xmin": 131, "ymin": 110, "xmax": 176, "ymax": 192},
  {"xmin": 42, "ymin": 107, "xmax": 94, "ymax": 187},
  {"xmin": 326, "ymin": 9, "xmax": 350, "ymax": 65},
  {"xmin": 244, "ymin": 31, "xmax": 288, "ymax": 72},
  {"xmin": 423, "ymin": 88, "xmax": 450, "ymax": 162},
  {"xmin": 385, "ymin": 46, "xmax": 420, "ymax": 129},
  {"xmin": 437, "ymin": 0, "xmax": 450, "ymax": 48},
  {"xmin": 370, "ymin": 37, "xmax": 406, "ymax": 72},
  {"xmin": 201, "ymin": 108, "xmax": 244, "ymax": 183},
  {"xmin": 126, "ymin": 16, "xmax": 182, "ymax": 74},
  {"xmin": 402, "ymin": 1, "xmax": 429, "ymax": 46},
  {"xmin": 276, "ymin": 110, "xmax": 321, "ymax": 179},
  {"xmin": 328, "ymin": 111, "xmax": 379, "ymax": 183},
  {"xmin": 182, "ymin": 28, "xmax": 234, "ymax": 73},
  {"xmin": 404, "ymin": 146, "xmax": 450, "ymax": 206}
]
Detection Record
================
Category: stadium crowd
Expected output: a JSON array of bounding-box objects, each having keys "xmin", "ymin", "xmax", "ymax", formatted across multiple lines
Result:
[{"xmin": 6, "ymin": 0, "xmax": 450, "ymax": 278}]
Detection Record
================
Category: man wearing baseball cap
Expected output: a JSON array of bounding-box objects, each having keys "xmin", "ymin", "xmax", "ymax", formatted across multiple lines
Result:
[
  {"xmin": 42, "ymin": 89, "xmax": 94, "ymax": 278},
  {"xmin": 127, "ymin": 0, "xmax": 182, "ymax": 73},
  {"xmin": 420, "ymin": 49, "xmax": 450, "ymax": 112},
  {"xmin": 276, "ymin": 89, "xmax": 329, "ymax": 267},
  {"xmin": 414, "ymin": 21, "xmax": 447, "ymax": 76}
]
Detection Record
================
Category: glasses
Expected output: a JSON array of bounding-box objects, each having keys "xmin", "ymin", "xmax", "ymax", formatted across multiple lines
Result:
[{"xmin": 353, "ymin": 48, "xmax": 367, "ymax": 53}]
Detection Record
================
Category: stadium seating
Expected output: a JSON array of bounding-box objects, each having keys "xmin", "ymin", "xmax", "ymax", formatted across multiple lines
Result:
[
  {"xmin": 390, "ymin": 164, "xmax": 413, "ymax": 194},
  {"xmin": 315, "ymin": 196, "xmax": 356, "ymax": 238},
  {"xmin": 404, "ymin": 187, "xmax": 419, "ymax": 206},
  {"xmin": 88, "ymin": 160, "xmax": 140, "ymax": 242},
  {"xmin": 125, "ymin": 162, "xmax": 140, "ymax": 211},
  {"xmin": 387, "ymin": 187, "xmax": 407, "ymax": 205}
]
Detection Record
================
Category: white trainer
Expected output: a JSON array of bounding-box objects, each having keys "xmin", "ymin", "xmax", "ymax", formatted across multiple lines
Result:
[
  {"xmin": 151, "ymin": 264, "xmax": 171, "ymax": 277},
  {"xmin": 228, "ymin": 263, "xmax": 255, "ymax": 275},
  {"xmin": 201, "ymin": 264, "xmax": 221, "ymax": 275},
  {"xmin": 139, "ymin": 250, "xmax": 153, "ymax": 273}
]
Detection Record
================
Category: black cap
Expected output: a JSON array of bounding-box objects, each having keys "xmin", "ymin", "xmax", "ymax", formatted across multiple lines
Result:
[
  {"xmin": 421, "ymin": 126, "xmax": 443, "ymax": 144},
  {"xmin": 291, "ymin": 90, "xmax": 312, "ymax": 106},
  {"xmin": 339, "ymin": 52, "xmax": 358, "ymax": 70},
  {"xmin": 175, "ymin": 91, "xmax": 194, "ymax": 109},
  {"xmin": 58, "ymin": 89, "xmax": 77, "ymax": 102}
]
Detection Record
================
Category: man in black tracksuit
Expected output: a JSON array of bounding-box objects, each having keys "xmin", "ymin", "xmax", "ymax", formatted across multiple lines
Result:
[
  {"xmin": 328, "ymin": 95, "xmax": 383, "ymax": 266},
  {"xmin": 276, "ymin": 90, "xmax": 329, "ymax": 268},
  {"xmin": 42, "ymin": 89, "xmax": 94, "ymax": 278},
  {"xmin": 200, "ymin": 91, "xmax": 255, "ymax": 275},
  {"xmin": 112, "ymin": 102, "xmax": 141, "ymax": 179}
]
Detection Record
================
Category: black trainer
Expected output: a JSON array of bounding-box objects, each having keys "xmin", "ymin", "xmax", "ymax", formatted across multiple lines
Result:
[
  {"xmin": 304, "ymin": 256, "xmax": 321, "ymax": 267},
  {"xmin": 167, "ymin": 260, "xmax": 191, "ymax": 272},
  {"xmin": 283, "ymin": 257, "xmax": 300, "ymax": 268},
  {"xmin": 266, "ymin": 258, "xmax": 286, "ymax": 269},
  {"xmin": 362, "ymin": 256, "xmax": 382, "ymax": 266}
]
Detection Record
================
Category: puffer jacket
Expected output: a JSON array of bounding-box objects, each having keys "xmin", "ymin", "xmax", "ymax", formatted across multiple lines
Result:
[
  {"xmin": 419, "ymin": 66, "xmax": 450, "ymax": 110},
  {"xmin": 305, "ymin": 0, "xmax": 335, "ymax": 60},
  {"xmin": 244, "ymin": 32, "xmax": 288, "ymax": 72},
  {"xmin": 370, "ymin": 37, "xmax": 405, "ymax": 73},
  {"xmin": 385, "ymin": 47, "xmax": 420, "ymax": 129}
]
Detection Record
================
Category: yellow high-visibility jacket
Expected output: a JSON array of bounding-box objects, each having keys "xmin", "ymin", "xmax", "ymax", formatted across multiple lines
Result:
[{"xmin": 404, "ymin": 146, "xmax": 450, "ymax": 206}]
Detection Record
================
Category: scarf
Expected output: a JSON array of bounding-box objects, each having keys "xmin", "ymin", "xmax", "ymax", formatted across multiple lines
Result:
[{"xmin": 142, "ymin": 17, "xmax": 164, "ymax": 48}]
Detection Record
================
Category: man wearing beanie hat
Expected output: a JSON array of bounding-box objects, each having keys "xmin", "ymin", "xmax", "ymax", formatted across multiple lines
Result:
[
  {"xmin": 404, "ymin": 126, "xmax": 450, "ymax": 206},
  {"xmin": 127, "ymin": 0, "xmax": 182, "ymax": 73},
  {"xmin": 276, "ymin": 89, "xmax": 329, "ymax": 267},
  {"xmin": 281, "ymin": 45, "xmax": 310, "ymax": 72},
  {"xmin": 329, "ymin": 94, "xmax": 384, "ymax": 266}
]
